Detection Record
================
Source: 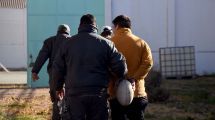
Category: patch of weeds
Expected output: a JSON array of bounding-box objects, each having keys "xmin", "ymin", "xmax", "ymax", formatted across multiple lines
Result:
[
  {"xmin": 8, "ymin": 102, "xmax": 26, "ymax": 108},
  {"xmin": 148, "ymin": 87, "xmax": 170, "ymax": 102},
  {"xmin": 172, "ymin": 89, "xmax": 210, "ymax": 103},
  {"xmin": 0, "ymin": 104, "xmax": 5, "ymax": 107},
  {"xmin": 191, "ymin": 90, "xmax": 209, "ymax": 102},
  {"xmin": 206, "ymin": 96, "xmax": 215, "ymax": 104},
  {"xmin": 202, "ymin": 73, "xmax": 215, "ymax": 77},
  {"xmin": 159, "ymin": 116, "xmax": 195, "ymax": 120},
  {"xmin": 145, "ymin": 113, "xmax": 156, "ymax": 118},
  {"xmin": 174, "ymin": 102, "xmax": 197, "ymax": 112},
  {"xmin": 206, "ymin": 111, "xmax": 215, "ymax": 120},
  {"xmin": 36, "ymin": 111, "xmax": 48, "ymax": 115},
  {"xmin": 186, "ymin": 116, "xmax": 195, "ymax": 120},
  {"xmin": 0, "ymin": 116, "xmax": 5, "ymax": 120},
  {"xmin": 2, "ymin": 115, "xmax": 47, "ymax": 120}
]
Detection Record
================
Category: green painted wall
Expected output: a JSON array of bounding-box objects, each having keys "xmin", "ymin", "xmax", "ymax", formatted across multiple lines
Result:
[{"xmin": 27, "ymin": 0, "xmax": 105, "ymax": 87}]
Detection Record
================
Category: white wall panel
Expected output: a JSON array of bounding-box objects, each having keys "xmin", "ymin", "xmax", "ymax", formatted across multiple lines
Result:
[
  {"xmin": 106, "ymin": 0, "xmax": 215, "ymax": 74},
  {"xmin": 0, "ymin": 8, "xmax": 27, "ymax": 68}
]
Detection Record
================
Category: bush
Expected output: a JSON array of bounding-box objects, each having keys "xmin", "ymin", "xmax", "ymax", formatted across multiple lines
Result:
[
  {"xmin": 145, "ymin": 70, "xmax": 162, "ymax": 88},
  {"xmin": 145, "ymin": 70, "xmax": 170, "ymax": 102},
  {"xmin": 148, "ymin": 87, "xmax": 170, "ymax": 102}
]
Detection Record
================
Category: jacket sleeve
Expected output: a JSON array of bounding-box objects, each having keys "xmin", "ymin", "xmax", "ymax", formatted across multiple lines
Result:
[
  {"xmin": 32, "ymin": 40, "xmax": 51, "ymax": 73},
  {"xmin": 133, "ymin": 41, "xmax": 153, "ymax": 81},
  {"xmin": 52, "ymin": 45, "xmax": 66, "ymax": 91},
  {"xmin": 108, "ymin": 42, "xmax": 128, "ymax": 79}
]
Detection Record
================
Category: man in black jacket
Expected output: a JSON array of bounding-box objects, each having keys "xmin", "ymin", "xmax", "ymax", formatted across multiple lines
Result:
[
  {"xmin": 31, "ymin": 24, "xmax": 71, "ymax": 120},
  {"xmin": 53, "ymin": 14, "xmax": 127, "ymax": 120}
]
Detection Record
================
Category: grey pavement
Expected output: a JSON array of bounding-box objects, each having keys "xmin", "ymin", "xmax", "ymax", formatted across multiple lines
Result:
[
  {"xmin": 0, "ymin": 71, "xmax": 49, "ymax": 98},
  {"xmin": 0, "ymin": 71, "xmax": 27, "ymax": 84},
  {"xmin": 0, "ymin": 88, "xmax": 50, "ymax": 98}
]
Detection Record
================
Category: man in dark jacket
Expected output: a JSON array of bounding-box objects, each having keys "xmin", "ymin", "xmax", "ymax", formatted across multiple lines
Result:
[
  {"xmin": 31, "ymin": 24, "xmax": 71, "ymax": 120},
  {"xmin": 52, "ymin": 14, "xmax": 127, "ymax": 120}
]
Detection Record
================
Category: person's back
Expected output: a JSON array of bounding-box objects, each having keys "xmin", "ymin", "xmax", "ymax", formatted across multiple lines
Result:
[
  {"xmin": 109, "ymin": 15, "xmax": 153, "ymax": 120},
  {"xmin": 32, "ymin": 24, "xmax": 71, "ymax": 74},
  {"xmin": 49, "ymin": 34, "xmax": 70, "ymax": 68},
  {"xmin": 31, "ymin": 24, "xmax": 71, "ymax": 120},
  {"xmin": 62, "ymin": 24, "xmax": 120, "ymax": 95},
  {"xmin": 53, "ymin": 14, "xmax": 127, "ymax": 120},
  {"xmin": 112, "ymin": 29, "xmax": 145, "ymax": 76}
]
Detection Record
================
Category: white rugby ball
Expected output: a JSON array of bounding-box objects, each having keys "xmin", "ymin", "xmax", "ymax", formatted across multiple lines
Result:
[{"xmin": 116, "ymin": 80, "xmax": 134, "ymax": 106}]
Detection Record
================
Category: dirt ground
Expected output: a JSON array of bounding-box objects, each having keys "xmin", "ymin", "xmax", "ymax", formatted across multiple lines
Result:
[{"xmin": 0, "ymin": 77, "xmax": 215, "ymax": 120}]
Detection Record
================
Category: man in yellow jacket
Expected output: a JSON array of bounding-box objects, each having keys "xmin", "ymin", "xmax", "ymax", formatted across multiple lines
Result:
[{"xmin": 108, "ymin": 15, "xmax": 153, "ymax": 120}]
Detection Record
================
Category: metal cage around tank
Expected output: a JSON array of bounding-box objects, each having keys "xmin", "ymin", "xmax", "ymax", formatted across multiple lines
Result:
[{"xmin": 159, "ymin": 46, "xmax": 196, "ymax": 79}]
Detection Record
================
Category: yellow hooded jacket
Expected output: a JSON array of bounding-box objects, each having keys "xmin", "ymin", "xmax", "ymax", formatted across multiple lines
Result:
[{"xmin": 108, "ymin": 28, "xmax": 153, "ymax": 98}]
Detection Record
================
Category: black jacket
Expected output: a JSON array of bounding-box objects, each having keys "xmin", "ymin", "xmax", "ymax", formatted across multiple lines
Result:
[
  {"xmin": 53, "ymin": 24, "xmax": 127, "ymax": 95},
  {"xmin": 32, "ymin": 34, "xmax": 70, "ymax": 74}
]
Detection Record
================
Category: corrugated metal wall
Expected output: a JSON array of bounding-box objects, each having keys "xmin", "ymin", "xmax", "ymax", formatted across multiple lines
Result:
[
  {"xmin": 0, "ymin": 0, "xmax": 26, "ymax": 9},
  {"xmin": 27, "ymin": 0, "xmax": 105, "ymax": 87},
  {"xmin": 0, "ymin": 7, "xmax": 27, "ymax": 69},
  {"xmin": 106, "ymin": 0, "xmax": 215, "ymax": 75}
]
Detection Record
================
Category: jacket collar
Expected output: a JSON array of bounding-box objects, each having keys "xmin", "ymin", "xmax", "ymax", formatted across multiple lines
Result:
[
  {"xmin": 114, "ymin": 28, "xmax": 132, "ymax": 35},
  {"xmin": 78, "ymin": 24, "xmax": 98, "ymax": 33}
]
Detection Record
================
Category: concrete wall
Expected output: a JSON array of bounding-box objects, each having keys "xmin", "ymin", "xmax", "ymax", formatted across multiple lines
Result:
[
  {"xmin": 0, "ymin": 8, "xmax": 27, "ymax": 68},
  {"xmin": 105, "ymin": 0, "xmax": 215, "ymax": 74}
]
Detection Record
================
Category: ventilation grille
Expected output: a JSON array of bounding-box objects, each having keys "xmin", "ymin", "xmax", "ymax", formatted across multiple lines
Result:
[{"xmin": 0, "ymin": 0, "xmax": 26, "ymax": 9}]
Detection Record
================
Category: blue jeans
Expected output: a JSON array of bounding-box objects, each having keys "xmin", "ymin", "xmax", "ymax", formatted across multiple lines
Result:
[{"xmin": 109, "ymin": 97, "xmax": 148, "ymax": 120}]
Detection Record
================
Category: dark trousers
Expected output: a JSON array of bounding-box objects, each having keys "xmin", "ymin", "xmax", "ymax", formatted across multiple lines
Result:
[
  {"xmin": 62, "ymin": 94, "xmax": 108, "ymax": 120},
  {"xmin": 49, "ymin": 89, "xmax": 61, "ymax": 120},
  {"xmin": 49, "ymin": 72, "xmax": 61, "ymax": 120},
  {"xmin": 109, "ymin": 97, "xmax": 148, "ymax": 120}
]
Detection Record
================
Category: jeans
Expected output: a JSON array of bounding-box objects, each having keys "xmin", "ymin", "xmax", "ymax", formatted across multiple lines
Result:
[{"xmin": 109, "ymin": 97, "xmax": 148, "ymax": 120}]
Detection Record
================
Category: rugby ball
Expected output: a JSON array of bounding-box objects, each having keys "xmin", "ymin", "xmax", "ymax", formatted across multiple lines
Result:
[{"xmin": 116, "ymin": 80, "xmax": 134, "ymax": 106}]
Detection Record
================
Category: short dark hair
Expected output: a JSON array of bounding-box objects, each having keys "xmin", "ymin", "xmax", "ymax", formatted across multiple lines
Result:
[
  {"xmin": 112, "ymin": 15, "xmax": 131, "ymax": 28},
  {"xmin": 80, "ymin": 14, "xmax": 96, "ymax": 25}
]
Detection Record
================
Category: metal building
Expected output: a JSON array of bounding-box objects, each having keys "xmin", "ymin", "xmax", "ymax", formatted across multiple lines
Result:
[{"xmin": 1, "ymin": 0, "xmax": 215, "ymax": 87}]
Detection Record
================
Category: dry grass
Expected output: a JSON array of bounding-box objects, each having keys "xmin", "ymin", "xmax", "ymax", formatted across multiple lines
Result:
[
  {"xmin": 0, "ymin": 77, "xmax": 215, "ymax": 120},
  {"xmin": 0, "ymin": 95, "xmax": 51, "ymax": 120},
  {"xmin": 145, "ymin": 77, "xmax": 215, "ymax": 120}
]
